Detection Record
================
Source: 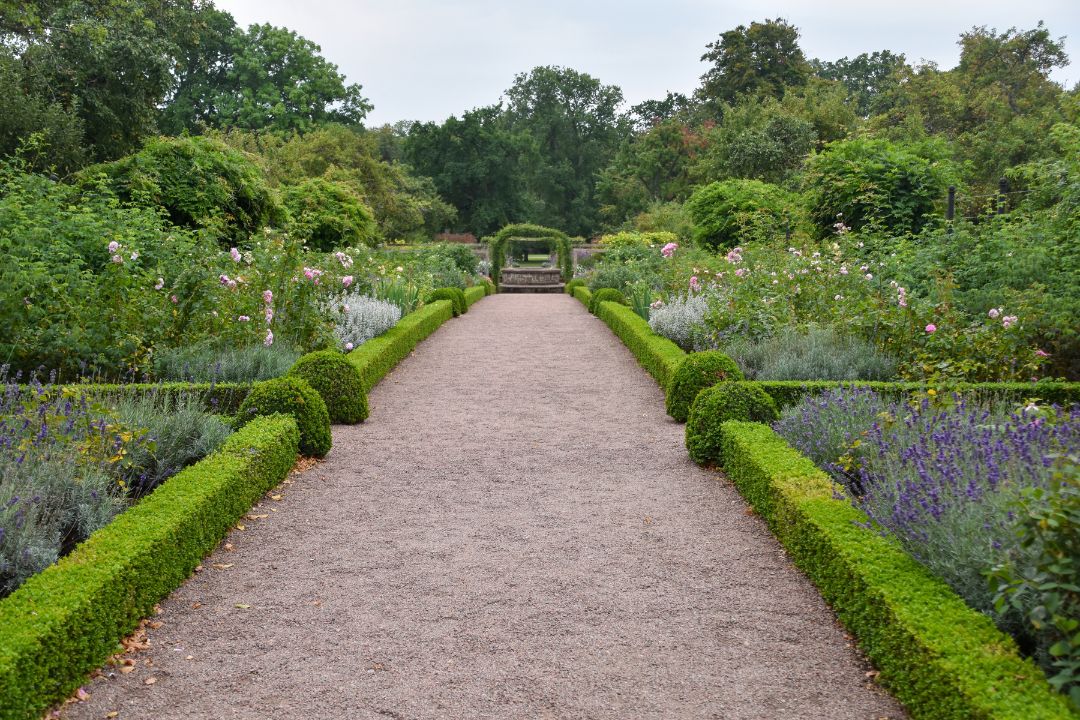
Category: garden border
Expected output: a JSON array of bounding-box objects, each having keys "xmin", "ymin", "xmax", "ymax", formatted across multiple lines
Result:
[
  {"xmin": 714, "ymin": 421, "xmax": 1075, "ymax": 720},
  {"xmin": 347, "ymin": 299, "xmax": 455, "ymax": 393},
  {"xmin": 0, "ymin": 415, "xmax": 300, "ymax": 720},
  {"xmin": 576, "ymin": 291, "xmax": 1080, "ymax": 717}
]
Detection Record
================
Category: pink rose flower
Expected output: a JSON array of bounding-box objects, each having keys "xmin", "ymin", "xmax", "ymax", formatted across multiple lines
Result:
[
  {"xmin": 230, "ymin": 247, "xmax": 242, "ymax": 263},
  {"xmin": 925, "ymin": 324, "xmax": 937, "ymax": 333}
]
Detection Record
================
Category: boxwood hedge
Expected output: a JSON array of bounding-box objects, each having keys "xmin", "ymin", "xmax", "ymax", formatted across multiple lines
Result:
[
  {"xmin": 665, "ymin": 351, "xmax": 745, "ymax": 422},
  {"xmin": 0, "ymin": 415, "xmax": 299, "ymax": 720},
  {"xmin": 237, "ymin": 376, "xmax": 331, "ymax": 457},
  {"xmin": 715, "ymin": 422, "xmax": 1075, "ymax": 719},
  {"xmin": 348, "ymin": 300, "xmax": 454, "ymax": 394},
  {"xmin": 288, "ymin": 350, "xmax": 367, "ymax": 425}
]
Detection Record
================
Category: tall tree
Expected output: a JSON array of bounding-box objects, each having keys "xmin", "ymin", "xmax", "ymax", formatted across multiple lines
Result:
[
  {"xmin": 404, "ymin": 106, "xmax": 530, "ymax": 236},
  {"xmin": 504, "ymin": 65, "xmax": 629, "ymax": 235},
  {"xmin": 697, "ymin": 18, "xmax": 811, "ymax": 107},
  {"xmin": 202, "ymin": 24, "xmax": 372, "ymax": 134},
  {"xmin": 812, "ymin": 50, "xmax": 908, "ymax": 117}
]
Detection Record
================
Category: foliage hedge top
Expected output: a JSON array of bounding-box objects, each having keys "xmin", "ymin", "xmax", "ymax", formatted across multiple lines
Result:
[
  {"xmin": 464, "ymin": 285, "xmax": 487, "ymax": 305},
  {"xmin": 715, "ymin": 421, "xmax": 1075, "ymax": 719},
  {"xmin": 490, "ymin": 222, "xmax": 573, "ymax": 285},
  {"xmin": 684, "ymin": 382, "xmax": 779, "ymax": 464},
  {"xmin": 666, "ymin": 351, "xmax": 746, "ymax": 422},
  {"xmin": 237, "ymin": 376, "xmax": 331, "ymax": 457},
  {"xmin": 288, "ymin": 349, "xmax": 367, "ymax": 424},
  {"xmin": 0, "ymin": 414, "xmax": 299, "ymax": 720},
  {"xmin": 588, "ymin": 287, "xmax": 627, "ymax": 314},
  {"xmin": 749, "ymin": 379, "xmax": 1080, "ymax": 410},
  {"xmin": 426, "ymin": 287, "xmax": 467, "ymax": 316}
]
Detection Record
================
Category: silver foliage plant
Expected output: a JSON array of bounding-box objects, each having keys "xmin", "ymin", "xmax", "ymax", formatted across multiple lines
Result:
[
  {"xmin": 327, "ymin": 293, "xmax": 402, "ymax": 350},
  {"xmin": 648, "ymin": 293, "xmax": 714, "ymax": 352}
]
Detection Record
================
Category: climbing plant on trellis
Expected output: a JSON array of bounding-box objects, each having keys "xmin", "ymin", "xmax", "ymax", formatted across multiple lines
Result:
[{"xmin": 489, "ymin": 223, "xmax": 573, "ymax": 288}]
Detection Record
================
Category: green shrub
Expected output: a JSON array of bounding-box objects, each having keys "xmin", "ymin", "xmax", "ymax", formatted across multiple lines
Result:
[
  {"xmin": 288, "ymin": 350, "xmax": 367, "ymax": 424},
  {"xmin": 589, "ymin": 288, "xmax": 627, "ymax": 314},
  {"xmin": 0, "ymin": 415, "xmax": 298, "ymax": 720},
  {"xmin": 597, "ymin": 230, "xmax": 678, "ymax": 249},
  {"xmin": 282, "ymin": 177, "xmax": 378, "ymax": 251},
  {"xmin": 236, "ymin": 376, "xmax": 331, "ymax": 457},
  {"xmin": 80, "ymin": 135, "xmax": 283, "ymax": 245},
  {"xmin": 666, "ymin": 351, "xmax": 745, "ymax": 422},
  {"xmin": 426, "ymin": 287, "xmax": 467, "ymax": 316},
  {"xmin": 573, "ymin": 285, "xmax": 593, "ymax": 307},
  {"xmin": 565, "ymin": 278, "xmax": 586, "ymax": 296},
  {"xmin": 686, "ymin": 178, "xmax": 797, "ymax": 251},
  {"xmin": 803, "ymin": 137, "xmax": 955, "ymax": 238},
  {"xmin": 481, "ymin": 277, "xmax": 497, "ymax": 295},
  {"xmin": 685, "ymin": 382, "xmax": 778, "ymax": 465},
  {"xmin": 990, "ymin": 458, "xmax": 1080, "ymax": 708}
]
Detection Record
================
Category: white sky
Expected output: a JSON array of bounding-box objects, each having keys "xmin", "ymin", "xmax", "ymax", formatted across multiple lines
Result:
[{"xmin": 213, "ymin": 0, "xmax": 1080, "ymax": 125}]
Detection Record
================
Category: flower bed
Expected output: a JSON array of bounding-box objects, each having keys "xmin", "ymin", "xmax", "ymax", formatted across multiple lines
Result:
[
  {"xmin": 714, "ymin": 421, "xmax": 1074, "ymax": 719},
  {"xmin": 0, "ymin": 415, "xmax": 299, "ymax": 720}
]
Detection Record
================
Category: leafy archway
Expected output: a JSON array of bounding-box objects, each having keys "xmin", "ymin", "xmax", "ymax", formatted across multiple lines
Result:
[{"xmin": 490, "ymin": 223, "xmax": 573, "ymax": 287}]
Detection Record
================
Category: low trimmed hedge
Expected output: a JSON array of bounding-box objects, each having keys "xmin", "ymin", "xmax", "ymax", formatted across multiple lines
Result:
[
  {"xmin": 751, "ymin": 379, "xmax": 1080, "ymax": 410},
  {"xmin": 288, "ymin": 350, "xmax": 367, "ymax": 425},
  {"xmin": 573, "ymin": 285, "xmax": 592, "ymax": 306},
  {"xmin": 685, "ymin": 382, "xmax": 778, "ymax": 464},
  {"xmin": 713, "ymin": 421, "xmax": 1075, "ymax": 719},
  {"xmin": 426, "ymin": 287, "xmax": 467, "ymax": 316},
  {"xmin": 593, "ymin": 302, "xmax": 686, "ymax": 390},
  {"xmin": 665, "ymin": 351, "xmax": 745, "ymax": 422},
  {"xmin": 565, "ymin": 278, "xmax": 586, "ymax": 296},
  {"xmin": 0, "ymin": 415, "xmax": 299, "ymax": 720},
  {"xmin": 588, "ymin": 288, "xmax": 627, "ymax": 314},
  {"xmin": 348, "ymin": 299, "xmax": 454, "ymax": 394},
  {"xmin": 464, "ymin": 285, "xmax": 486, "ymax": 306},
  {"xmin": 236, "ymin": 376, "xmax": 331, "ymax": 457}
]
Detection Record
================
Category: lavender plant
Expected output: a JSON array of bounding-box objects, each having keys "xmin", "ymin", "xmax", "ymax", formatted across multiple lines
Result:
[
  {"xmin": 326, "ymin": 293, "xmax": 402, "ymax": 351},
  {"xmin": 775, "ymin": 387, "xmax": 1080, "ymax": 676}
]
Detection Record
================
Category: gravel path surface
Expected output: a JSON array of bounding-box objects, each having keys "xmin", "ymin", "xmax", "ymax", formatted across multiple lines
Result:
[{"xmin": 63, "ymin": 294, "xmax": 904, "ymax": 720}]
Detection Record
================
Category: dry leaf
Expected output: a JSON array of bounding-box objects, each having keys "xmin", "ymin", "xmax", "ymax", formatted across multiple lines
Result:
[
  {"xmin": 194, "ymin": 565, "xmax": 203, "ymax": 572},
  {"xmin": 235, "ymin": 523, "xmax": 246, "ymax": 531},
  {"xmin": 224, "ymin": 543, "xmax": 234, "ymax": 551},
  {"xmin": 270, "ymin": 494, "xmax": 283, "ymax": 501},
  {"xmin": 211, "ymin": 563, "xmax": 233, "ymax": 570},
  {"xmin": 191, "ymin": 602, "xmax": 202, "ymax": 609},
  {"xmin": 119, "ymin": 666, "xmax": 135, "ymax": 675},
  {"xmin": 107, "ymin": 713, "xmax": 119, "ymax": 718},
  {"xmin": 185, "ymin": 655, "xmax": 194, "ymax": 661},
  {"xmin": 147, "ymin": 621, "xmax": 163, "ymax": 630},
  {"xmin": 246, "ymin": 514, "xmax": 268, "ymax": 520},
  {"xmin": 75, "ymin": 687, "xmax": 89, "ymax": 701},
  {"xmin": 235, "ymin": 603, "xmax": 251, "ymax": 609},
  {"xmin": 144, "ymin": 677, "xmax": 156, "ymax": 686}
]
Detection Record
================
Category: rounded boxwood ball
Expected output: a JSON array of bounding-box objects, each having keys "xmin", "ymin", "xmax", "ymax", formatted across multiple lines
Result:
[
  {"xmin": 426, "ymin": 287, "xmax": 467, "ymax": 316},
  {"xmin": 288, "ymin": 350, "xmax": 368, "ymax": 425},
  {"xmin": 589, "ymin": 287, "xmax": 627, "ymax": 314},
  {"xmin": 666, "ymin": 351, "xmax": 745, "ymax": 422},
  {"xmin": 237, "ymin": 376, "xmax": 332, "ymax": 457},
  {"xmin": 685, "ymin": 382, "xmax": 778, "ymax": 465}
]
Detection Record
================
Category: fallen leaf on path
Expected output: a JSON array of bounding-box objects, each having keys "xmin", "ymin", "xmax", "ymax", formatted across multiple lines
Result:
[
  {"xmin": 270, "ymin": 494, "xmax": 283, "ymax": 501},
  {"xmin": 191, "ymin": 602, "xmax": 202, "ymax": 609},
  {"xmin": 194, "ymin": 565, "xmax": 203, "ymax": 572},
  {"xmin": 119, "ymin": 666, "xmax": 135, "ymax": 675},
  {"xmin": 147, "ymin": 621, "xmax": 163, "ymax": 630},
  {"xmin": 246, "ymin": 514, "xmax": 268, "ymax": 520},
  {"xmin": 143, "ymin": 677, "xmax": 156, "ymax": 686},
  {"xmin": 106, "ymin": 712, "xmax": 119, "ymax": 718},
  {"xmin": 235, "ymin": 603, "xmax": 251, "ymax": 609},
  {"xmin": 185, "ymin": 655, "xmax": 194, "ymax": 660},
  {"xmin": 224, "ymin": 543, "xmax": 234, "ymax": 551},
  {"xmin": 234, "ymin": 523, "xmax": 246, "ymax": 531},
  {"xmin": 75, "ymin": 687, "xmax": 89, "ymax": 701},
  {"xmin": 211, "ymin": 563, "xmax": 233, "ymax": 570}
]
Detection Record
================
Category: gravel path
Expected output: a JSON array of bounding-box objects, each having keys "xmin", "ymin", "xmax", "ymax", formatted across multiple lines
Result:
[{"xmin": 63, "ymin": 294, "xmax": 904, "ymax": 720}]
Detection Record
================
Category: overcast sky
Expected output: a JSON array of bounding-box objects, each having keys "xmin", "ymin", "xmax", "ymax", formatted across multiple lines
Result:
[{"xmin": 213, "ymin": 0, "xmax": 1080, "ymax": 126}]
